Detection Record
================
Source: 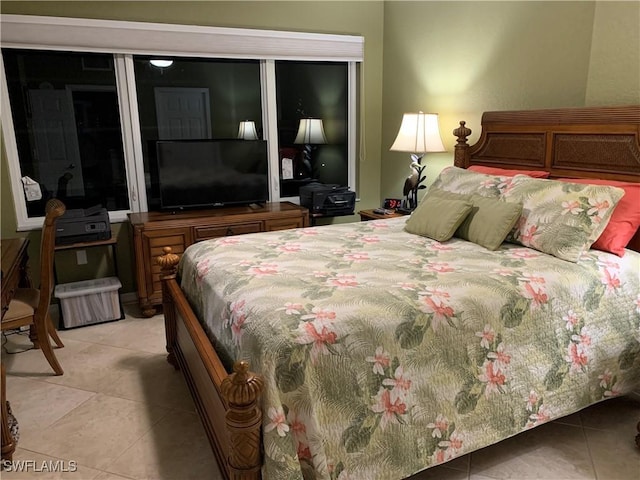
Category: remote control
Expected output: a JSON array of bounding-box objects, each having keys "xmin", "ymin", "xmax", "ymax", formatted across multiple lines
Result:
[{"xmin": 373, "ymin": 208, "xmax": 393, "ymax": 215}]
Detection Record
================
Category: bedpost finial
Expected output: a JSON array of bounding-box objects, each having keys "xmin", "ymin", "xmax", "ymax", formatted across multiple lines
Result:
[
  {"xmin": 453, "ymin": 120, "xmax": 472, "ymax": 169},
  {"xmin": 235, "ymin": 360, "xmax": 250, "ymax": 375},
  {"xmin": 222, "ymin": 361, "xmax": 264, "ymax": 407},
  {"xmin": 156, "ymin": 246, "xmax": 180, "ymax": 277},
  {"xmin": 453, "ymin": 121, "xmax": 472, "ymax": 146}
]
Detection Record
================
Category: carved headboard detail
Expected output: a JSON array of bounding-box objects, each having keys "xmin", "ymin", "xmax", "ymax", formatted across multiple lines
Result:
[
  {"xmin": 453, "ymin": 105, "xmax": 640, "ymax": 182},
  {"xmin": 453, "ymin": 105, "xmax": 640, "ymax": 252}
]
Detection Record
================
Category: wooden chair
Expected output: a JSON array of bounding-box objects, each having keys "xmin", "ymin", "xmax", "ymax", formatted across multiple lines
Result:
[{"xmin": 1, "ymin": 199, "xmax": 66, "ymax": 375}]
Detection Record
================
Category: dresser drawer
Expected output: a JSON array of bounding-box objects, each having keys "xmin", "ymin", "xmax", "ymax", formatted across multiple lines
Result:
[
  {"xmin": 194, "ymin": 222, "xmax": 262, "ymax": 241},
  {"xmin": 264, "ymin": 217, "xmax": 305, "ymax": 231}
]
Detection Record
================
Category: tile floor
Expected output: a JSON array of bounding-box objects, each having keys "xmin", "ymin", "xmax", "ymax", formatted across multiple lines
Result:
[{"xmin": 1, "ymin": 304, "xmax": 639, "ymax": 480}]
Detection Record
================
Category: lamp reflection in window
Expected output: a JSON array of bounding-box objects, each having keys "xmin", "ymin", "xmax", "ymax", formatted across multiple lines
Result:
[
  {"xmin": 294, "ymin": 118, "xmax": 327, "ymax": 178},
  {"xmin": 237, "ymin": 120, "xmax": 259, "ymax": 140}
]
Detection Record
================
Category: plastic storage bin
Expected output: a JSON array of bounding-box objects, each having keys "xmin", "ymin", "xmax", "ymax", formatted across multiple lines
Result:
[{"xmin": 54, "ymin": 276, "xmax": 123, "ymax": 329}]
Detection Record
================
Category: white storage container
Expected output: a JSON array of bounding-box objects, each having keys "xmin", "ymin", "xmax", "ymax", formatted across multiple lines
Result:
[{"xmin": 54, "ymin": 277, "xmax": 123, "ymax": 329}]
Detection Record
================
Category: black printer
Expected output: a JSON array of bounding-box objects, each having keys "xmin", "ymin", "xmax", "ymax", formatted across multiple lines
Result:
[
  {"xmin": 55, "ymin": 205, "xmax": 111, "ymax": 245},
  {"xmin": 299, "ymin": 182, "xmax": 356, "ymax": 216}
]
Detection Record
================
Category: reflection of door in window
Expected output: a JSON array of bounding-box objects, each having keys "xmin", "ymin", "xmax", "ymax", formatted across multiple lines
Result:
[
  {"xmin": 154, "ymin": 87, "xmax": 212, "ymax": 140},
  {"xmin": 70, "ymin": 87, "xmax": 126, "ymax": 210},
  {"xmin": 29, "ymin": 89, "xmax": 84, "ymax": 196}
]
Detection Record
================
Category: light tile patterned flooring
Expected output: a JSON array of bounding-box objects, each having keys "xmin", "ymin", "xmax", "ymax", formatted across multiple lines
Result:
[{"xmin": 1, "ymin": 304, "xmax": 639, "ymax": 480}]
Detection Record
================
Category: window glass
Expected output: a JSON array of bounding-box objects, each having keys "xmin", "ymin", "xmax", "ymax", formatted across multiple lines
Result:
[
  {"xmin": 133, "ymin": 56, "xmax": 263, "ymax": 210},
  {"xmin": 275, "ymin": 61, "xmax": 348, "ymax": 198},
  {"xmin": 2, "ymin": 49, "xmax": 129, "ymax": 217}
]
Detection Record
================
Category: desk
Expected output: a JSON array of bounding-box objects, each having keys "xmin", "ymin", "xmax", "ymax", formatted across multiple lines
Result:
[
  {"xmin": 1, "ymin": 238, "xmax": 31, "ymax": 318},
  {"xmin": 1, "ymin": 237, "xmax": 30, "ymax": 463}
]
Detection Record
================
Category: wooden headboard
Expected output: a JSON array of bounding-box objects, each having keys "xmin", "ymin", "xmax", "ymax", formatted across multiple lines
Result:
[{"xmin": 452, "ymin": 105, "xmax": 640, "ymax": 252}]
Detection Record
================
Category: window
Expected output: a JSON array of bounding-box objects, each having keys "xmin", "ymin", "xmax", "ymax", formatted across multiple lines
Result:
[
  {"xmin": 0, "ymin": 15, "xmax": 363, "ymax": 230},
  {"xmin": 2, "ymin": 49, "xmax": 129, "ymax": 217},
  {"xmin": 132, "ymin": 56, "xmax": 262, "ymax": 210},
  {"xmin": 276, "ymin": 61, "xmax": 348, "ymax": 198}
]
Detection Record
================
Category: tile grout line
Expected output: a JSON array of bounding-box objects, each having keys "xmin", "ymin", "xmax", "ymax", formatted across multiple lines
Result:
[
  {"xmin": 95, "ymin": 400, "xmax": 179, "ymax": 479},
  {"xmin": 580, "ymin": 422, "xmax": 600, "ymax": 480},
  {"xmin": 101, "ymin": 411, "xmax": 173, "ymax": 478},
  {"xmin": 464, "ymin": 452, "xmax": 471, "ymax": 480}
]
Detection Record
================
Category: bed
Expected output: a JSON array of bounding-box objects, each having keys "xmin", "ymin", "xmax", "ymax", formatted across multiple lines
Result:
[{"xmin": 157, "ymin": 105, "xmax": 640, "ymax": 480}]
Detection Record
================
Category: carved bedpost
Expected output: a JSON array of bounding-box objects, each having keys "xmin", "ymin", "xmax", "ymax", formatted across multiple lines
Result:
[
  {"xmin": 221, "ymin": 361, "xmax": 265, "ymax": 480},
  {"xmin": 453, "ymin": 121, "xmax": 472, "ymax": 168},
  {"xmin": 157, "ymin": 246, "xmax": 180, "ymax": 369}
]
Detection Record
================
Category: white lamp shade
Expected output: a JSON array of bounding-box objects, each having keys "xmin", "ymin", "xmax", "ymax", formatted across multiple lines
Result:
[
  {"xmin": 237, "ymin": 120, "xmax": 259, "ymax": 140},
  {"xmin": 149, "ymin": 59, "xmax": 174, "ymax": 68},
  {"xmin": 294, "ymin": 118, "xmax": 327, "ymax": 145},
  {"xmin": 390, "ymin": 112, "xmax": 445, "ymax": 153}
]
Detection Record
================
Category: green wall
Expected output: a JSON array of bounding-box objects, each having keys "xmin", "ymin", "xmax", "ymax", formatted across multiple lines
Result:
[
  {"xmin": 2, "ymin": 1, "xmax": 639, "ymax": 294},
  {"xmin": 380, "ymin": 1, "xmax": 640, "ymax": 201},
  {"xmin": 0, "ymin": 1, "xmax": 385, "ymax": 292},
  {"xmin": 585, "ymin": 1, "xmax": 640, "ymax": 106}
]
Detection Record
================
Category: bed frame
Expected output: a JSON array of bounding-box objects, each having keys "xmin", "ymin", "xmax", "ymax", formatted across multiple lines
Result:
[{"xmin": 158, "ymin": 105, "xmax": 640, "ymax": 479}]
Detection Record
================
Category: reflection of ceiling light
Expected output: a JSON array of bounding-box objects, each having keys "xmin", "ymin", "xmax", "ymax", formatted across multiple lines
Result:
[{"xmin": 150, "ymin": 59, "xmax": 173, "ymax": 68}]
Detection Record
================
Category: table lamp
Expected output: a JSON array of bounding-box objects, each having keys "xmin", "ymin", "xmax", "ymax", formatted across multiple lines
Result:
[{"xmin": 390, "ymin": 112, "xmax": 445, "ymax": 211}]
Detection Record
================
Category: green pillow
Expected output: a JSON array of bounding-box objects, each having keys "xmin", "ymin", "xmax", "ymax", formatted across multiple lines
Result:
[
  {"xmin": 456, "ymin": 194, "xmax": 523, "ymax": 250},
  {"xmin": 404, "ymin": 192, "xmax": 473, "ymax": 242},
  {"xmin": 428, "ymin": 189, "xmax": 522, "ymax": 250}
]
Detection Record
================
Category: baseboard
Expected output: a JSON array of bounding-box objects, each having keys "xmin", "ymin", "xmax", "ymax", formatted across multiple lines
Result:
[{"xmin": 120, "ymin": 292, "xmax": 138, "ymax": 304}]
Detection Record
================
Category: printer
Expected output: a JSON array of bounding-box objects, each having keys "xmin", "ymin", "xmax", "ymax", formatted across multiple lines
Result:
[
  {"xmin": 55, "ymin": 205, "xmax": 111, "ymax": 245},
  {"xmin": 299, "ymin": 182, "xmax": 356, "ymax": 216}
]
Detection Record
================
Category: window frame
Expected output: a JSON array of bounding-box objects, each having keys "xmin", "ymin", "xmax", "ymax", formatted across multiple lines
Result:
[{"xmin": 1, "ymin": 14, "xmax": 363, "ymax": 230}]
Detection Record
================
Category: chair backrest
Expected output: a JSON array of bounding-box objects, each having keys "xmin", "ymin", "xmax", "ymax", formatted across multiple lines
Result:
[{"xmin": 37, "ymin": 199, "xmax": 66, "ymax": 316}]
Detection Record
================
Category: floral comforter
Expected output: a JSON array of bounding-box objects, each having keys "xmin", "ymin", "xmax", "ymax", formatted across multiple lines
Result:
[{"xmin": 179, "ymin": 217, "xmax": 640, "ymax": 480}]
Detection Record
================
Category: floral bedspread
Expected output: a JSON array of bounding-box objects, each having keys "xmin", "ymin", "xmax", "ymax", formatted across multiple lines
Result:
[{"xmin": 179, "ymin": 217, "xmax": 640, "ymax": 480}]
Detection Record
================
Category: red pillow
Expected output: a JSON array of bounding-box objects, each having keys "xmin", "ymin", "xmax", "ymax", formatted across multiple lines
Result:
[
  {"xmin": 468, "ymin": 165, "xmax": 550, "ymax": 178},
  {"xmin": 558, "ymin": 178, "xmax": 640, "ymax": 256}
]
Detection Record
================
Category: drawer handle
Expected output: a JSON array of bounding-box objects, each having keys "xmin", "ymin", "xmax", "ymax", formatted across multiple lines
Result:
[{"xmin": 226, "ymin": 227, "xmax": 234, "ymax": 236}]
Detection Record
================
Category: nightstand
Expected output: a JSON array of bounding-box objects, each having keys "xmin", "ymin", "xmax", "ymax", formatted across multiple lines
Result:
[{"xmin": 358, "ymin": 209, "xmax": 408, "ymax": 221}]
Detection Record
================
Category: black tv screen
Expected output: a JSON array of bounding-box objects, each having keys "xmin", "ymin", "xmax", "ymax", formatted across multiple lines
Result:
[{"xmin": 156, "ymin": 139, "xmax": 269, "ymax": 210}]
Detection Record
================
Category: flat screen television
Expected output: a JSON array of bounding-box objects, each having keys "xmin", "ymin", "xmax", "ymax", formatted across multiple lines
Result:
[{"xmin": 155, "ymin": 139, "xmax": 269, "ymax": 210}]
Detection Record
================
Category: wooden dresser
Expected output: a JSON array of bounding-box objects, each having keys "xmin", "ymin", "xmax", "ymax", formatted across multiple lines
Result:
[{"xmin": 128, "ymin": 202, "xmax": 309, "ymax": 316}]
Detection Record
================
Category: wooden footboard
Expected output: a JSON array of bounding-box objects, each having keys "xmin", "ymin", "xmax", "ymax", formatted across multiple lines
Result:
[{"xmin": 157, "ymin": 247, "xmax": 264, "ymax": 480}]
